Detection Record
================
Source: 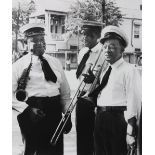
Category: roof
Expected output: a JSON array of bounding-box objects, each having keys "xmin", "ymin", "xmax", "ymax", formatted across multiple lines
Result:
[{"xmin": 20, "ymin": 23, "xmax": 45, "ymax": 34}]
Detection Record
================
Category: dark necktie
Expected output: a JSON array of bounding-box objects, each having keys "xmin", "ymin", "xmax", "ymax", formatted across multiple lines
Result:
[
  {"xmin": 39, "ymin": 55, "xmax": 57, "ymax": 83},
  {"xmin": 76, "ymin": 49, "xmax": 91, "ymax": 79},
  {"xmin": 89, "ymin": 66, "xmax": 112, "ymax": 97}
]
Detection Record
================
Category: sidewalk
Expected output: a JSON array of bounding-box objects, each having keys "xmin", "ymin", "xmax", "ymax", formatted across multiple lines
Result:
[{"xmin": 12, "ymin": 70, "xmax": 78, "ymax": 155}]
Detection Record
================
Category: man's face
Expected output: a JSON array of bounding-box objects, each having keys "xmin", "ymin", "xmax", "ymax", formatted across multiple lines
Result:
[
  {"xmin": 83, "ymin": 32, "xmax": 99, "ymax": 49},
  {"xmin": 31, "ymin": 34, "xmax": 46, "ymax": 56},
  {"xmin": 103, "ymin": 39, "xmax": 123, "ymax": 64}
]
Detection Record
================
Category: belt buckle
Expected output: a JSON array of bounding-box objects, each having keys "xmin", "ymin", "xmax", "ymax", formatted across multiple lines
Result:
[
  {"xmin": 103, "ymin": 106, "xmax": 107, "ymax": 111},
  {"xmin": 98, "ymin": 106, "xmax": 107, "ymax": 112}
]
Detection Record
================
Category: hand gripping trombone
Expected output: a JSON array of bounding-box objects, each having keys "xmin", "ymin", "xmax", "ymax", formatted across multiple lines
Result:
[
  {"xmin": 50, "ymin": 47, "xmax": 105, "ymax": 146},
  {"xmin": 127, "ymin": 144, "xmax": 137, "ymax": 155}
]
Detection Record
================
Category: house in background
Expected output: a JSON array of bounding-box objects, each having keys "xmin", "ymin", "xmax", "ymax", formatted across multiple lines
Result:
[
  {"xmin": 117, "ymin": 0, "xmax": 142, "ymax": 65},
  {"xmin": 25, "ymin": 0, "xmax": 142, "ymax": 68},
  {"xmin": 28, "ymin": 0, "xmax": 81, "ymax": 69}
]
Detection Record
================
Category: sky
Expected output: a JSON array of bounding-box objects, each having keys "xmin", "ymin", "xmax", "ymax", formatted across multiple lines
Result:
[
  {"xmin": 12, "ymin": 0, "xmax": 142, "ymax": 19},
  {"xmin": 12, "ymin": 0, "xmax": 142, "ymax": 11}
]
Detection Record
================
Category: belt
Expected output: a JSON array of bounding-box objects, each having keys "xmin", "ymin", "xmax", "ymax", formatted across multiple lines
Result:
[
  {"xmin": 97, "ymin": 106, "xmax": 127, "ymax": 112},
  {"xmin": 26, "ymin": 95, "xmax": 60, "ymax": 107}
]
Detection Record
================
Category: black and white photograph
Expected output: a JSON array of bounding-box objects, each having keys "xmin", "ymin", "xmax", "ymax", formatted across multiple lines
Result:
[{"xmin": 11, "ymin": 0, "xmax": 142, "ymax": 155}]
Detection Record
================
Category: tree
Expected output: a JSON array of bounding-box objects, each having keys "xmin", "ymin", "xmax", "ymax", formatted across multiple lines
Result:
[
  {"xmin": 65, "ymin": 0, "xmax": 124, "ymax": 34},
  {"xmin": 12, "ymin": 0, "xmax": 36, "ymax": 54},
  {"xmin": 96, "ymin": 0, "xmax": 124, "ymax": 26}
]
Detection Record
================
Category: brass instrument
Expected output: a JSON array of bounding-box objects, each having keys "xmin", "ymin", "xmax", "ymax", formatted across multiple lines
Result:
[
  {"xmin": 81, "ymin": 58, "xmax": 108, "ymax": 104},
  {"xmin": 50, "ymin": 63, "xmax": 92, "ymax": 145},
  {"xmin": 15, "ymin": 56, "xmax": 32, "ymax": 102},
  {"xmin": 50, "ymin": 46, "xmax": 106, "ymax": 145}
]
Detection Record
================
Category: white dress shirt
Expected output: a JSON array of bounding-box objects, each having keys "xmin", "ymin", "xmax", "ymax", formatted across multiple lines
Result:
[
  {"xmin": 12, "ymin": 53, "xmax": 71, "ymax": 113},
  {"xmin": 97, "ymin": 57, "xmax": 142, "ymax": 120},
  {"xmin": 77, "ymin": 42, "xmax": 107, "ymax": 91}
]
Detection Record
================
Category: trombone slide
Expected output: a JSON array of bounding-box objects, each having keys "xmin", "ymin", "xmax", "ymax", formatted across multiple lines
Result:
[
  {"xmin": 50, "ymin": 111, "xmax": 71, "ymax": 145},
  {"xmin": 50, "ymin": 64, "xmax": 93, "ymax": 145},
  {"xmin": 50, "ymin": 47, "xmax": 105, "ymax": 145}
]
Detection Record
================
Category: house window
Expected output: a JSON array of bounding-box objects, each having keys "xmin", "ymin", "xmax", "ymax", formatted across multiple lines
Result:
[
  {"xmin": 50, "ymin": 25, "xmax": 53, "ymax": 33},
  {"xmin": 55, "ymin": 25, "xmax": 58, "ymax": 33},
  {"xmin": 70, "ymin": 45, "xmax": 78, "ymax": 50},
  {"xmin": 134, "ymin": 24, "xmax": 140, "ymax": 38},
  {"xmin": 135, "ymin": 48, "xmax": 141, "ymax": 52},
  {"xmin": 62, "ymin": 25, "xmax": 65, "ymax": 34},
  {"xmin": 61, "ymin": 18, "xmax": 65, "ymax": 25}
]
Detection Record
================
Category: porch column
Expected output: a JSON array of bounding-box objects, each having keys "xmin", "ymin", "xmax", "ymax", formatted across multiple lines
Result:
[
  {"xmin": 45, "ymin": 12, "xmax": 50, "ymax": 38},
  {"xmin": 65, "ymin": 51, "xmax": 67, "ymax": 70}
]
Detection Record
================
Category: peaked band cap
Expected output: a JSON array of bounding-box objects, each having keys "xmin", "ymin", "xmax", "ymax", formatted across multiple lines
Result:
[
  {"xmin": 82, "ymin": 20, "xmax": 104, "ymax": 35},
  {"xmin": 100, "ymin": 25, "xmax": 128, "ymax": 47},
  {"xmin": 20, "ymin": 23, "xmax": 45, "ymax": 37},
  {"xmin": 82, "ymin": 20, "xmax": 104, "ymax": 27}
]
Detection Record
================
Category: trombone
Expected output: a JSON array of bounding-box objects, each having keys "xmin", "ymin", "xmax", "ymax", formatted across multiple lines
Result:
[
  {"xmin": 50, "ymin": 47, "xmax": 105, "ymax": 145},
  {"xmin": 50, "ymin": 63, "xmax": 92, "ymax": 145},
  {"xmin": 80, "ymin": 58, "xmax": 107, "ymax": 104}
]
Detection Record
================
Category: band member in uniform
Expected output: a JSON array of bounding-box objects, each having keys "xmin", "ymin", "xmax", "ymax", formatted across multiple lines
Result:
[
  {"xmin": 75, "ymin": 21, "xmax": 105, "ymax": 155},
  {"xmin": 12, "ymin": 23, "xmax": 72, "ymax": 155},
  {"xmin": 89, "ymin": 25, "xmax": 142, "ymax": 155}
]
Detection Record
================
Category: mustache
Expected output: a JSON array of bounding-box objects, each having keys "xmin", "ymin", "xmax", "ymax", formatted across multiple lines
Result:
[{"xmin": 105, "ymin": 52, "xmax": 112, "ymax": 56}]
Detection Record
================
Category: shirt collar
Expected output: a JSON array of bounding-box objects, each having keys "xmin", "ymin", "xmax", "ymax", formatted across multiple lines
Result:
[
  {"xmin": 32, "ymin": 52, "xmax": 46, "ymax": 59},
  {"xmin": 32, "ymin": 54, "xmax": 38, "ymax": 60},
  {"xmin": 111, "ymin": 57, "xmax": 124, "ymax": 69},
  {"xmin": 91, "ymin": 43, "xmax": 101, "ymax": 53}
]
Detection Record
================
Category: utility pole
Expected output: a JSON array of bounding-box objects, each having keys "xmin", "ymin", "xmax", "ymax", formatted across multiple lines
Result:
[{"xmin": 102, "ymin": 0, "xmax": 106, "ymax": 25}]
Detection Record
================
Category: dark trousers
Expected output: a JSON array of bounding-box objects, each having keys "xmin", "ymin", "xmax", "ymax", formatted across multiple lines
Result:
[
  {"xmin": 76, "ymin": 98, "xmax": 95, "ymax": 155},
  {"xmin": 94, "ymin": 109, "xmax": 127, "ymax": 155},
  {"xmin": 17, "ymin": 95, "xmax": 63, "ymax": 155}
]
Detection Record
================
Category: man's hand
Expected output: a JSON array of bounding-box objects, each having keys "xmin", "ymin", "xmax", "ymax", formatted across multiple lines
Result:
[
  {"xmin": 83, "ymin": 69, "xmax": 95, "ymax": 84},
  {"xmin": 126, "ymin": 134, "xmax": 136, "ymax": 146},
  {"xmin": 29, "ymin": 107, "xmax": 46, "ymax": 123},
  {"xmin": 126, "ymin": 134, "xmax": 137, "ymax": 155},
  {"xmin": 126, "ymin": 120, "xmax": 137, "ymax": 149}
]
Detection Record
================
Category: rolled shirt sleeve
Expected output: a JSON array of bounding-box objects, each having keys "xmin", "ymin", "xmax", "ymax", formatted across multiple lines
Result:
[{"xmin": 125, "ymin": 66, "xmax": 142, "ymax": 121}]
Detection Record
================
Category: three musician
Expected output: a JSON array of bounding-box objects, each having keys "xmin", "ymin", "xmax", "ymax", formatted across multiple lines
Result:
[{"xmin": 12, "ymin": 23, "xmax": 142, "ymax": 155}]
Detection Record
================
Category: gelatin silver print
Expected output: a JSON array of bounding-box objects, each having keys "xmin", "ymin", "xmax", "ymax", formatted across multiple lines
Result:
[{"xmin": 12, "ymin": 0, "xmax": 142, "ymax": 154}]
